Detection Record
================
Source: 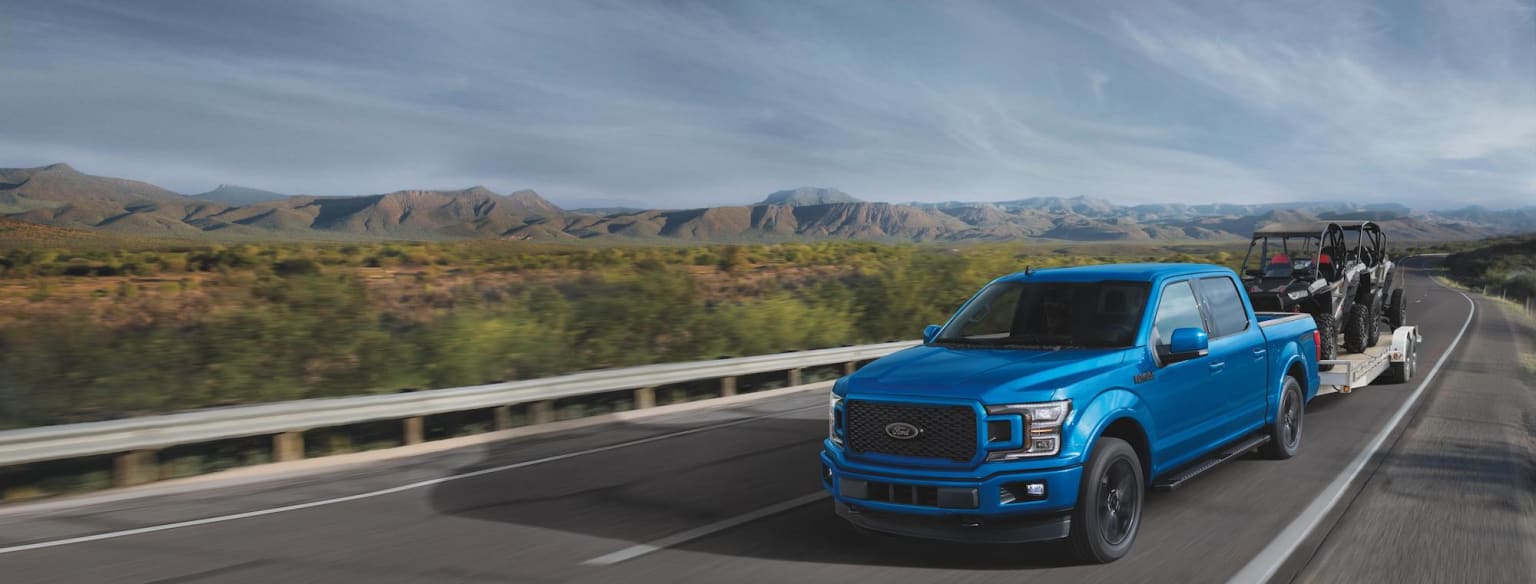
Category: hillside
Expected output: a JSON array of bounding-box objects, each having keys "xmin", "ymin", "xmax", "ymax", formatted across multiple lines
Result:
[
  {"xmin": 757, "ymin": 187, "xmax": 861, "ymax": 206},
  {"xmin": 191, "ymin": 184, "xmax": 290, "ymax": 206},
  {"xmin": 1, "ymin": 164, "xmax": 1531, "ymax": 243}
]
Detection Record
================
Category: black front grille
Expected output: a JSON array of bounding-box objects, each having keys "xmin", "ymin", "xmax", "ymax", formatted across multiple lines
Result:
[
  {"xmin": 863, "ymin": 480, "xmax": 939, "ymax": 507},
  {"xmin": 845, "ymin": 400, "xmax": 977, "ymax": 461}
]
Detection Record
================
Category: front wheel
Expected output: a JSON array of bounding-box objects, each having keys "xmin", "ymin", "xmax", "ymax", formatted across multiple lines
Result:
[
  {"xmin": 1069, "ymin": 437, "xmax": 1144, "ymax": 564},
  {"xmin": 1261, "ymin": 376, "xmax": 1304, "ymax": 459}
]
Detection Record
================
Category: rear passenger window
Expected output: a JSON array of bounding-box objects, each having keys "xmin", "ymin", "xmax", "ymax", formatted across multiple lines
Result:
[
  {"xmin": 1195, "ymin": 277, "xmax": 1250, "ymax": 338},
  {"xmin": 1152, "ymin": 281, "xmax": 1205, "ymax": 348}
]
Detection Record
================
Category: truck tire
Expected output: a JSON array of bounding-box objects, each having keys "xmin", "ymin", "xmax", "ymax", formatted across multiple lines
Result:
[
  {"xmin": 1382, "ymin": 335, "xmax": 1416, "ymax": 384},
  {"xmin": 1387, "ymin": 288, "xmax": 1406, "ymax": 330},
  {"xmin": 1343, "ymin": 302, "xmax": 1373, "ymax": 354},
  {"xmin": 1314, "ymin": 312, "xmax": 1337, "ymax": 370},
  {"xmin": 1261, "ymin": 376, "xmax": 1304, "ymax": 459},
  {"xmin": 1069, "ymin": 437, "xmax": 1143, "ymax": 564}
]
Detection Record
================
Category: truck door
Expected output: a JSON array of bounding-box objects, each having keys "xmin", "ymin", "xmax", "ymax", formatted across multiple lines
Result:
[
  {"xmin": 1195, "ymin": 276, "xmax": 1267, "ymax": 438},
  {"xmin": 1143, "ymin": 279, "xmax": 1223, "ymax": 469}
]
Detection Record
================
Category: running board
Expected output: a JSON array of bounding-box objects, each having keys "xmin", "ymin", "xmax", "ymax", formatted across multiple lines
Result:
[{"xmin": 1151, "ymin": 434, "xmax": 1271, "ymax": 492}]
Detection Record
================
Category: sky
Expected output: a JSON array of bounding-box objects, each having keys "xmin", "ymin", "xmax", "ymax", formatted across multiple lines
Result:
[{"xmin": 1, "ymin": 0, "xmax": 1533, "ymax": 209}]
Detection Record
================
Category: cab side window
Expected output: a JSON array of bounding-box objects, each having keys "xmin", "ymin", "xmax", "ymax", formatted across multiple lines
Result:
[
  {"xmin": 1152, "ymin": 280, "xmax": 1205, "ymax": 350},
  {"xmin": 1195, "ymin": 277, "xmax": 1249, "ymax": 338}
]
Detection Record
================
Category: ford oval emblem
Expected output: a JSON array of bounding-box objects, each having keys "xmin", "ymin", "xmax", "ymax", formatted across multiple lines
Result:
[{"xmin": 884, "ymin": 422, "xmax": 922, "ymax": 440}]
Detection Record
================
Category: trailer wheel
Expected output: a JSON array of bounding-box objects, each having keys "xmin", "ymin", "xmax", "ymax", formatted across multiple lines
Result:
[
  {"xmin": 1069, "ymin": 437, "xmax": 1142, "ymax": 564},
  {"xmin": 1383, "ymin": 336, "xmax": 1416, "ymax": 384},
  {"xmin": 1387, "ymin": 289, "xmax": 1406, "ymax": 330},
  {"xmin": 1314, "ymin": 312, "xmax": 1337, "ymax": 371},
  {"xmin": 1343, "ymin": 302, "xmax": 1373, "ymax": 354},
  {"xmin": 1261, "ymin": 376, "xmax": 1303, "ymax": 459}
]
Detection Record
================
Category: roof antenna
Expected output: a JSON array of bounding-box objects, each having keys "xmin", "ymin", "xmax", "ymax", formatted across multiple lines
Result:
[{"xmin": 1025, "ymin": 265, "xmax": 1034, "ymax": 277}]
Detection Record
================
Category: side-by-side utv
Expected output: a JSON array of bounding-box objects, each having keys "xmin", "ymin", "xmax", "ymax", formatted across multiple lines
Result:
[{"xmin": 1239, "ymin": 221, "xmax": 1403, "ymax": 360}]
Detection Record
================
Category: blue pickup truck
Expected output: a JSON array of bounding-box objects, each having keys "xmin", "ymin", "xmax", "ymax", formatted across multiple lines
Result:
[{"xmin": 821, "ymin": 263, "xmax": 1320, "ymax": 562}]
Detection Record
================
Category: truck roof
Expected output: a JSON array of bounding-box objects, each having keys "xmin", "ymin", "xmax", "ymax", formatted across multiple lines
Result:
[{"xmin": 995, "ymin": 263, "xmax": 1231, "ymax": 284}]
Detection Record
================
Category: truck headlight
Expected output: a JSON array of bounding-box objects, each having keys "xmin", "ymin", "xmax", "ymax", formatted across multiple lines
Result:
[
  {"xmin": 827, "ymin": 392, "xmax": 844, "ymax": 447},
  {"xmin": 985, "ymin": 400, "xmax": 1070, "ymax": 461}
]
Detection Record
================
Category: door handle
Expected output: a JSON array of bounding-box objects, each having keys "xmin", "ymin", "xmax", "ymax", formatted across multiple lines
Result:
[
  {"xmin": 1252, "ymin": 348, "xmax": 1267, "ymax": 357},
  {"xmin": 1209, "ymin": 361, "xmax": 1225, "ymax": 372}
]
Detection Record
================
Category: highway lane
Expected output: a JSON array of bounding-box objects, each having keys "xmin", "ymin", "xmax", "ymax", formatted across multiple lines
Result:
[
  {"xmin": 0, "ymin": 258, "xmax": 1487, "ymax": 583},
  {"xmin": 1296, "ymin": 283, "xmax": 1536, "ymax": 582}
]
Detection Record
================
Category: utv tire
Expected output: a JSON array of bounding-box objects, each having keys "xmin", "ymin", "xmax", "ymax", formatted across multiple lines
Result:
[
  {"xmin": 1069, "ymin": 437, "xmax": 1143, "ymax": 564},
  {"xmin": 1343, "ymin": 302, "xmax": 1374, "ymax": 354},
  {"xmin": 1314, "ymin": 312, "xmax": 1338, "ymax": 370},
  {"xmin": 1387, "ymin": 289, "xmax": 1407, "ymax": 330},
  {"xmin": 1364, "ymin": 301, "xmax": 1382, "ymax": 348},
  {"xmin": 1261, "ymin": 376, "xmax": 1304, "ymax": 459}
]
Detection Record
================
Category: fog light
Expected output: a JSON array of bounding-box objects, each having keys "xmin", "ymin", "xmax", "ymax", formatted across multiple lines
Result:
[{"xmin": 1000, "ymin": 480, "xmax": 1048, "ymax": 504}]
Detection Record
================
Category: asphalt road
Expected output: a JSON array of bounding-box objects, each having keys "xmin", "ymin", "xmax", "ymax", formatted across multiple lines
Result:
[{"xmin": 0, "ymin": 257, "xmax": 1527, "ymax": 584}]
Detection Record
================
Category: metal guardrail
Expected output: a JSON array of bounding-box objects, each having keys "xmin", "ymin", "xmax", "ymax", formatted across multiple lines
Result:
[{"xmin": 0, "ymin": 340, "xmax": 919, "ymax": 486}]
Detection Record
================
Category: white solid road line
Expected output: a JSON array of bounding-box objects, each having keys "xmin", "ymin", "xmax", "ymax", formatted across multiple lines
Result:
[
  {"xmin": 583, "ymin": 491, "xmax": 831, "ymax": 566},
  {"xmin": 0, "ymin": 402, "xmax": 824, "ymax": 556},
  {"xmin": 1228, "ymin": 282, "xmax": 1476, "ymax": 583}
]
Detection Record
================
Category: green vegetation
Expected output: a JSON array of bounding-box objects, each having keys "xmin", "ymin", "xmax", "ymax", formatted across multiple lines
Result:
[
  {"xmin": 1445, "ymin": 234, "xmax": 1536, "ymax": 304},
  {"xmin": 0, "ymin": 239, "xmax": 1242, "ymax": 429}
]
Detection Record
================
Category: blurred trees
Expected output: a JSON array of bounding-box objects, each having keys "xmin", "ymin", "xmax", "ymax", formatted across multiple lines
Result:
[{"xmin": 0, "ymin": 239, "xmax": 1245, "ymax": 427}]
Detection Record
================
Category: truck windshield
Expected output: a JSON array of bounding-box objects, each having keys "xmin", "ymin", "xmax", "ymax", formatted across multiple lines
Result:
[{"xmin": 935, "ymin": 281, "xmax": 1150, "ymax": 348}]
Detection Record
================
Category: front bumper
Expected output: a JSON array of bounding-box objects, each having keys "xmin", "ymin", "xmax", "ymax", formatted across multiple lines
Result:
[
  {"xmin": 820, "ymin": 449, "xmax": 1082, "ymax": 544},
  {"xmin": 836, "ymin": 502, "xmax": 1071, "ymax": 544}
]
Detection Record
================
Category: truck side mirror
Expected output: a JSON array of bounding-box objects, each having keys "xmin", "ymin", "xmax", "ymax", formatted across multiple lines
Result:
[
  {"xmin": 1164, "ymin": 328, "xmax": 1209, "ymax": 364},
  {"xmin": 923, "ymin": 324, "xmax": 941, "ymax": 344}
]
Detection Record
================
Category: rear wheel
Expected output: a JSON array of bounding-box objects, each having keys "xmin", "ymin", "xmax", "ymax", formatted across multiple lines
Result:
[
  {"xmin": 1364, "ymin": 300, "xmax": 1382, "ymax": 347},
  {"xmin": 1068, "ymin": 437, "xmax": 1143, "ymax": 564},
  {"xmin": 1343, "ymin": 302, "xmax": 1374, "ymax": 353},
  {"xmin": 1387, "ymin": 288, "xmax": 1407, "ymax": 330},
  {"xmin": 1314, "ymin": 312, "xmax": 1338, "ymax": 370},
  {"xmin": 1261, "ymin": 376, "xmax": 1304, "ymax": 459}
]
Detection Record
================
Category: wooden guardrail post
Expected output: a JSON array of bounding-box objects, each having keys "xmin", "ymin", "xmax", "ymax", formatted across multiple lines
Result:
[
  {"xmin": 788, "ymin": 368, "xmax": 803, "ymax": 387},
  {"xmin": 404, "ymin": 417, "xmax": 424, "ymax": 445},
  {"xmin": 843, "ymin": 360, "xmax": 859, "ymax": 376},
  {"xmin": 273, "ymin": 431, "xmax": 304, "ymax": 462},
  {"xmin": 530, "ymin": 400, "xmax": 555, "ymax": 424},
  {"xmin": 635, "ymin": 387, "xmax": 656, "ymax": 409},
  {"xmin": 113, "ymin": 450, "xmax": 158, "ymax": 487},
  {"xmin": 720, "ymin": 376, "xmax": 737, "ymax": 397},
  {"xmin": 494, "ymin": 405, "xmax": 514, "ymax": 430}
]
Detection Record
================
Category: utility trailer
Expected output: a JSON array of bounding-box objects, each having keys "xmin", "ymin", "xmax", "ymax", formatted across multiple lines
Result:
[{"xmin": 1316, "ymin": 325, "xmax": 1421, "ymax": 395}]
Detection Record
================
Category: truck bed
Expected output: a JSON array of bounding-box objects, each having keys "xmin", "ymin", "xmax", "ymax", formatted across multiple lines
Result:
[{"xmin": 1255, "ymin": 312, "xmax": 1312, "ymax": 327}]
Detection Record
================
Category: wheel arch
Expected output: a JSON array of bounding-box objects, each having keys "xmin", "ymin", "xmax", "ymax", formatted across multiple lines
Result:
[
  {"xmin": 1071, "ymin": 389, "xmax": 1156, "ymax": 482},
  {"xmin": 1099, "ymin": 417, "xmax": 1152, "ymax": 487}
]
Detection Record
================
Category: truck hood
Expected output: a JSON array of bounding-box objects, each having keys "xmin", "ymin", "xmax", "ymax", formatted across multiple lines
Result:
[{"xmin": 846, "ymin": 345, "xmax": 1133, "ymax": 403}]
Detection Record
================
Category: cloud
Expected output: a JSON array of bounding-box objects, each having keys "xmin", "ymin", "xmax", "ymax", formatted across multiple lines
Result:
[
  {"xmin": 0, "ymin": 0, "xmax": 1530, "ymax": 208},
  {"xmin": 1087, "ymin": 72, "xmax": 1112, "ymax": 104}
]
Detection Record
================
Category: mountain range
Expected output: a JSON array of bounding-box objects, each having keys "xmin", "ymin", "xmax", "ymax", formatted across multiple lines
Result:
[{"xmin": 1, "ymin": 163, "xmax": 1532, "ymax": 243}]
